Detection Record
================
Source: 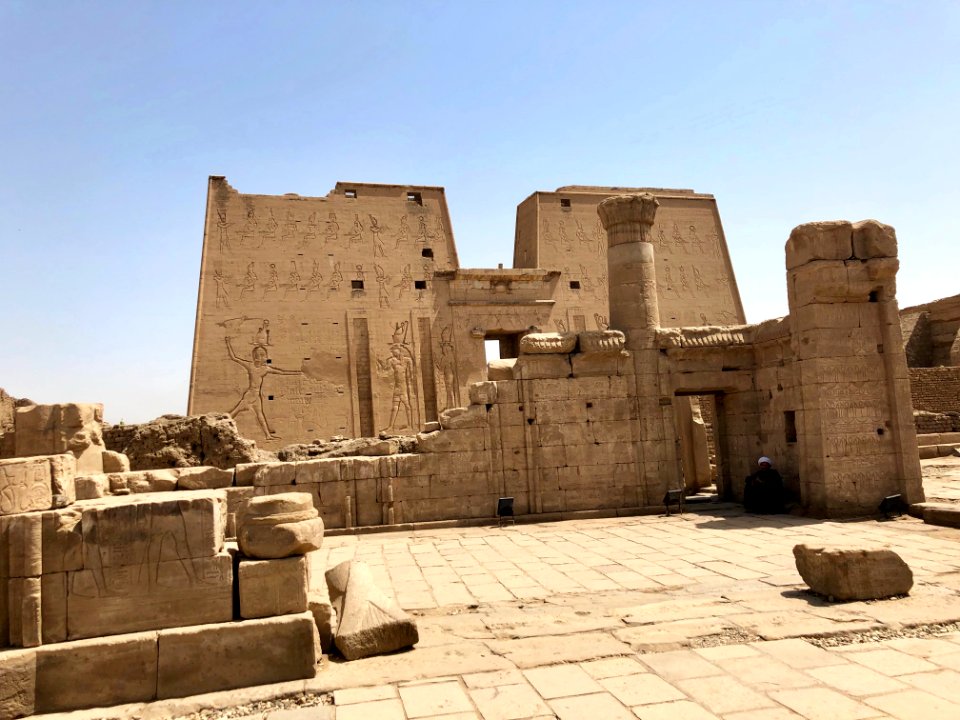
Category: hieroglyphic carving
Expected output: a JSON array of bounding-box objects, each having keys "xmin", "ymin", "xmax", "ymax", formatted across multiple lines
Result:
[
  {"xmin": 329, "ymin": 262, "xmax": 343, "ymax": 293},
  {"xmin": 395, "ymin": 264, "xmax": 413, "ymax": 301},
  {"xmin": 281, "ymin": 210, "xmax": 297, "ymax": 243},
  {"xmin": 394, "ymin": 215, "xmax": 408, "ymax": 248},
  {"xmin": 240, "ymin": 209, "xmax": 260, "ymax": 248},
  {"xmin": 325, "ymin": 212, "xmax": 339, "ymax": 244},
  {"xmin": 377, "ymin": 322, "xmax": 418, "ymax": 433},
  {"xmin": 213, "ymin": 269, "xmax": 231, "ymax": 308},
  {"xmin": 595, "ymin": 313, "xmax": 609, "ymax": 331},
  {"xmin": 216, "ymin": 208, "xmax": 231, "ymax": 252},
  {"xmin": 436, "ymin": 326, "xmax": 460, "ymax": 411},
  {"xmin": 370, "ymin": 215, "xmax": 385, "ymax": 257},
  {"xmin": 349, "ymin": 214, "xmax": 364, "ymax": 244},
  {"xmin": 239, "ymin": 262, "xmax": 257, "ymax": 299},
  {"xmin": 416, "ymin": 215, "xmax": 430, "ymax": 244},
  {"xmin": 283, "ymin": 261, "xmax": 301, "ymax": 299},
  {"xmin": 374, "ymin": 265, "xmax": 391, "ymax": 309},
  {"xmin": 304, "ymin": 260, "xmax": 324, "ymax": 299},
  {"xmin": 0, "ymin": 458, "xmax": 51, "ymax": 515},
  {"xmin": 263, "ymin": 263, "xmax": 280, "ymax": 297}
]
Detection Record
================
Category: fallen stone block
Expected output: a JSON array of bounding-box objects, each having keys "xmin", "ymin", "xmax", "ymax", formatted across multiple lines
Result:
[
  {"xmin": 793, "ymin": 543, "xmax": 913, "ymax": 600},
  {"xmin": 156, "ymin": 612, "xmax": 320, "ymax": 699},
  {"xmin": 487, "ymin": 358, "xmax": 516, "ymax": 380},
  {"xmin": 468, "ymin": 381, "xmax": 498, "ymax": 405},
  {"xmin": 326, "ymin": 559, "xmax": 419, "ymax": 660},
  {"xmin": 101, "ymin": 449, "xmax": 130, "ymax": 473},
  {"xmin": 177, "ymin": 465, "xmax": 234, "ymax": 490},
  {"xmin": 237, "ymin": 492, "xmax": 324, "ymax": 559},
  {"xmin": 74, "ymin": 473, "xmax": 109, "ymax": 499},
  {"xmin": 922, "ymin": 503, "xmax": 960, "ymax": 529},
  {"xmin": 239, "ymin": 555, "xmax": 309, "ymax": 619},
  {"xmin": 35, "ymin": 631, "xmax": 158, "ymax": 713}
]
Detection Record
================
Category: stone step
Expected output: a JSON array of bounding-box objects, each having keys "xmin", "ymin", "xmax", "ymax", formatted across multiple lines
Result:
[
  {"xmin": 912, "ymin": 502, "xmax": 960, "ymax": 529},
  {"xmin": 917, "ymin": 442, "xmax": 960, "ymax": 459}
]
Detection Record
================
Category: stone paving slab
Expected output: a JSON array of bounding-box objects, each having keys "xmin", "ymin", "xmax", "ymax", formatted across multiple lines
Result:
[{"xmin": 31, "ymin": 509, "xmax": 960, "ymax": 720}]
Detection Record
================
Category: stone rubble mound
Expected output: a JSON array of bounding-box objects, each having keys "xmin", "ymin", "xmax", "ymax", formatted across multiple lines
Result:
[{"xmin": 277, "ymin": 434, "xmax": 417, "ymax": 462}]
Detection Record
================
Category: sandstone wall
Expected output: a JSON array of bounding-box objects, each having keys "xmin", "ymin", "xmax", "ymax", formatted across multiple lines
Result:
[{"xmin": 900, "ymin": 293, "xmax": 960, "ymax": 367}]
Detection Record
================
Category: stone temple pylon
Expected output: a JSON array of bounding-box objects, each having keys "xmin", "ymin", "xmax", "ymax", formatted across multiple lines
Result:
[{"xmin": 598, "ymin": 194, "xmax": 680, "ymax": 506}]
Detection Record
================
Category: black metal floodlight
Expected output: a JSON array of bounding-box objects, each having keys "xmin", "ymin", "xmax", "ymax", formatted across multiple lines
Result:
[
  {"xmin": 879, "ymin": 494, "xmax": 905, "ymax": 519},
  {"xmin": 497, "ymin": 497, "xmax": 515, "ymax": 527},
  {"xmin": 663, "ymin": 489, "xmax": 684, "ymax": 516}
]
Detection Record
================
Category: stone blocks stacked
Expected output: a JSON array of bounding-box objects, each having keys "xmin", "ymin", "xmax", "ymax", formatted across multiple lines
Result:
[
  {"xmin": 14, "ymin": 403, "xmax": 106, "ymax": 474},
  {"xmin": 235, "ymin": 493, "xmax": 323, "ymax": 630}
]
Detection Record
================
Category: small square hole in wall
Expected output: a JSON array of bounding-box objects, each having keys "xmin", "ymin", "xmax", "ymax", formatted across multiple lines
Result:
[
  {"xmin": 351, "ymin": 280, "xmax": 364, "ymax": 290},
  {"xmin": 407, "ymin": 191, "xmax": 422, "ymax": 205},
  {"xmin": 265, "ymin": 359, "xmax": 272, "ymax": 364},
  {"xmin": 569, "ymin": 280, "xmax": 581, "ymax": 290},
  {"xmin": 344, "ymin": 189, "xmax": 357, "ymax": 198},
  {"xmin": 560, "ymin": 198, "xmax": 571, "ymax": 208},
  {"xmin": 415, "ymin": 280, "xmax": 427, "ymax": 290},
  {"xmin": 267, "ymin": 395, "xmax": 274, "ymax": 400},
  {"xmin": 422, "ymin": 248, "xmax": 434, "ymax": 258}
]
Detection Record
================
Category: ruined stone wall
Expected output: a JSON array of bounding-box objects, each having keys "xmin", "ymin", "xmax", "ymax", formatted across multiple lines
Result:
[
  {"xmin": 910, "ymin": 367, "xmax": 960, "ymax": 414},
  {"xmin": 900, "ymin": 293, "xmax": 960, "ymax": 367}
]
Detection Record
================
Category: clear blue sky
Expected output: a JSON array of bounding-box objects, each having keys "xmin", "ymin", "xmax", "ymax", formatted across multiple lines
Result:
[{"xmin": 2, "ymin": 1, "xmax": 958, "ymax": 423}]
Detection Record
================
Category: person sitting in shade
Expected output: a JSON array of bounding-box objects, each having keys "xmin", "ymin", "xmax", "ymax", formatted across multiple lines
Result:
[{"xmin": 744, "ymin": 456, "xmax": 784, "ymax": 513}]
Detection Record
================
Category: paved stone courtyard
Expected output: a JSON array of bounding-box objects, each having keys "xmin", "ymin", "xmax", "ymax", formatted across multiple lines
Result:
[{"xmin": 38, "ymin": 460, "xmax": 960, "ymax": 720}]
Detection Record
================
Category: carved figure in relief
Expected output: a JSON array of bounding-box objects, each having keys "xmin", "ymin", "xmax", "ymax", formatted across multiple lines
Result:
[
  {"xmin": 240, "ymin": 209, "xmax": 260, "ymax": 248},
  {"xmin": 688, "ymin": 224, "xmax": 704, "ymax": 254},
  {"xmin": 555, "ymin": 319, "xmax": 568, "ymax": 333},
  {"xmin": 0, "ymin": 465, "xmax": 49, "ymax": 514},
  {"xmin": 558, "ymin": 220, "xmax": 568, "ymax": 247},
  {"xmin": 394, "ymin": 264, "xmax": 412, "ymax": 301},
  {"xmin": 662, "ymin": 265, "xmax": 676, "ymax": 295},
  {"xmin": 281, "ymin": 210, "xmax": 297, "ymax": 242},
  {"xmin": 678, "ymin": 265, "xmax": 690, "ymax": 293},
  {"xmin": 300, "ymin": 212, "xmax": 319, "ymax": 247},
  {"xmin": 213, "ymin": 268, "xmax": 231, "ymax": 308},
  {"xmin": 656, "ymin": 223, "xmax": 668, "ymax": 251},
  {"xmin": 283, "ymin": 261, "xmax": 302, "ymax": 298},
  {"xmin": 595, "ymin": 219, "xmax": 605, "ymax": 256},
  {"xmin": 694, "ymin": 266, "xmax": 708, "ymax": 291},
  {"xmin": 434, "ymin": 215, "xmax": 446, "ymax": 242},
  {"xmin": 375, "ymin": 264, "xmax": 391, "ymax": 309},
  {"xmin": 700, "ymin": 313, "xmax": 709, "ymax": 325},
  {"xmin": 578, "ymin": 264, "xmax": 593, "ymax": 294},
  {"xmin": 239, "ymin": 262, "xmax": 258, "ymax": 299},
  {"xmin": 253, "ymin": 320, "xmax": 271, "ymax": 347},
  {"xmin": 349, "ymin": 214, "xmax": 364, "ymax": 244},
  {"xmin": 436, "ymin": 326, "xmax": 459, "ymax": 410},
  {"xmin": 542, "ymin": 218, "xmax": 556, "ymax": 247},
  {"xmin": 378, "ymin": 322, "xmax": 416, "ymax": 432},
  {"xmin": 325, "ymin": 212, "xmax": 340, "ymax": 243},
  {"xmin": 305, "ymin": 260, "xmax": 324, "ymax": 298},
  {"xmin": 576, "ymin": 219, "xmax": 588, "ymax": 244},
  {"xmin": 355, "ymin": 265, "xmax": 365, "ymax": 282},
  {"xmin": 595, "ymin": 313, "xmax": 609, "ymax": 331},
  {"xmin": 672, "ymin": 222, "xmax": 686, "ymax": 253},
  {"xmin": 225, "ymin": 336, "xmax": 300, "ymax": 440},
  {"xmin": 216, "ymin": 208, "xmax": 232, "ymax": 252},
  {"xmin": 260, "ymin": 211, "xmax": 279, "ymax": 245},
  {"xmin": 394, "ymin": 215, "xmax": 409, "ymax": 248},
  {"xmin": 718, "ymin": 310, "xmax": 738, "ymax": 323},
  {"xmin": 263, "ymin": 263, "xmax": 280, "ymax": 297},
  {"xmin": 416, "ymin": 215, "xmax": 430, "ymax": 244},
  {"xmin": 706, "ymin": 230, "xmax": 721, "ymax": 258},
  {"xmin": 370, "ymin": 215, "xmax": 386, "ymax": 257},
  {"xmin": 328, "ymin": 262, "xmax": 343, "ymax": 292}
]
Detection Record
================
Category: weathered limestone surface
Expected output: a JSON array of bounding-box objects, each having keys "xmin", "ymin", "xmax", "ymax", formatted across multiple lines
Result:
[
  {"xmin": 35, "ymin": 631, "xmax": 158, "ymax": 713},
  {"xmin": 238, "ymin": 555, "xmax": 309, "ymax": 619},
  {"xmin": 0, "ymin": 456, "xmax": 55, "ymax": 516},
  {"xmin": 0, "ymin": 648, "xmax": 35, "ymax": 719},
  {"xmin": 15, "ymin": 403, "xmax": 105, "ymax": 473},
  {"xmin": 176, "ymin": 465, "xmax": 234, "ymax": 490},
  {"xmin": 793, "ymin": 543, "xmax": 914, "ymax": 600},
  {"xmin": 101, "ymin": 449, "xmax": 130, "ymax": 473},
  {"xmin": 156, "ymin": 612, "xmax": 320, "ymax": 698},
  {"xmin": 327, "ymin": 559, "xmax": 419, "ymax": 660},
  {"xmin": 237, "ymin": 492, "xmax": 324, "ymax": 559}
]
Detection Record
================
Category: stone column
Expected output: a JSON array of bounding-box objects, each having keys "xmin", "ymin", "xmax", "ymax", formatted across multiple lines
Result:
[
  {"xmin": 598, "ymin": 194, "xmax": 661, "ymax": 347},
  {"xmin": 786, "ymin": 220, "xmax": 923, "ymax": 516},
  {"xmin": 598, "ymin": 194, "xmax": 679, "ymax": 504}
]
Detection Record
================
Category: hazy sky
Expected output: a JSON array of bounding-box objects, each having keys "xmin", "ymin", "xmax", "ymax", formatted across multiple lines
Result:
[{"xmin": 2, "ymin": 1, "xmax": 958, "ymax": 423}]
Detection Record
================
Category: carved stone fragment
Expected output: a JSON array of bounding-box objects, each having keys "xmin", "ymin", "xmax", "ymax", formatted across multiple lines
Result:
[
  {"xmin": 237, "ymin": 492, "xmax": 323, "ymax": 559},
  {"xmin": 326, "ymin": 559, "xmax": 419, "ymax": 660}
]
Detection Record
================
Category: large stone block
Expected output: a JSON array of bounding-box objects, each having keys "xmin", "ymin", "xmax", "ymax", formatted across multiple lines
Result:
[
  {"xmin": 35, "ymin": 631, "xmax": 158, "ymax": 712},
  {"xmin": 101, "ymin": 449, "xmax": 130, "ymax": 473},
  {"xmin": 74, "ymin": 473, "xmax": 109, "ymax": 499},
  {"xmin": 513, "ymin": 354, "xmax": 572, "ymax": 380},
  {"xmin": 785, "ymin": 221, "xmax": 853, "ymax": 270},
  {"xmin": 177, "ymin": 465, "xmax": 234, "ymax": 490},
  {"xmin": 416, "ymin": 428, "xmax": 486, "ymax": 453},
  {"xmin": 793, "ymin": 543, "xmax": 913, "ymax": 600},
  {"xmin": 326, "ymin": 560, "xmax": 418, "ymax": 660},
  {"xmin": 0, "ymin": 456, "xmax": 53, "ymax": 516},
  {"xmin": 519, "ymin": 332, "xmax": 577, "ymax": 354},
  {"xmin": 156, "ymin": 612, "xmax": 320, "ymax": 699},
  {"xmin": 852, "ymin": 219, "xmax": 897, "ymax": 260},
  {"xmin": 40, "ymin": 572, "xmax": 67, "ymax": 644},
  {"xmin": 67, "ymin": 552, "xmax": 234, "ymax": 639},
  {"xmin": 237, "ymin": 492, "xmax": 323, "ymax": 559},
  {"xmin": 239, "ymin": 555, "xmax": 308, "ymax": 619},
  {"xmin": 0, "ymin": 648, "xmax": 35, "ymax": 719},
  {"xmin": 109, "ymin": 469, "xmax": 178, "ymax": 494},
  {"xmin": 15, "ymin": 403, "xmax": 105, "ymax": 473}
]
